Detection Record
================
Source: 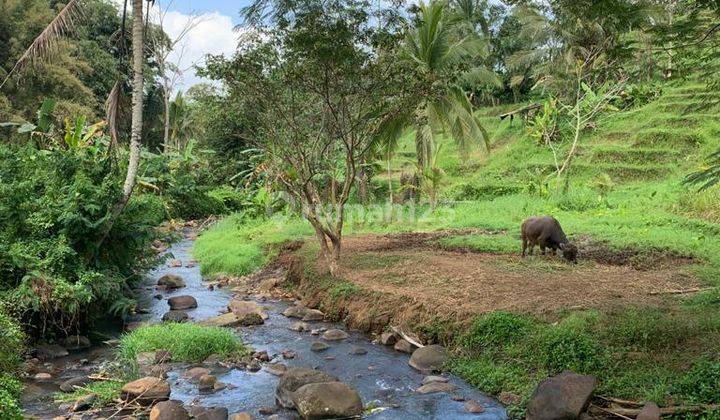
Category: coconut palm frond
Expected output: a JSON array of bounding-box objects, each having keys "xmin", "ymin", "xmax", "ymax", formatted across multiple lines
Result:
[
  {"xmin": 0, "ymin": 0, "xmax": 85, "ymax": 90},
  {"xmin": 461, "ymin": 66, "xmax": 502, "ymax": 88}
]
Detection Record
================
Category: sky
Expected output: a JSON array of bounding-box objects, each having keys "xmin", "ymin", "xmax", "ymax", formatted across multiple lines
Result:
[{"xmin": 112, "ymin": 0, "xmax": 254, "ymax": 92}]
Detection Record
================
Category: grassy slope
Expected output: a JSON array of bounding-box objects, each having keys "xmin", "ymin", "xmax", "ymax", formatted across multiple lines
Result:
[{"xmin": 194, "ymin": 79, "xmax": 720, "ymax": 416}]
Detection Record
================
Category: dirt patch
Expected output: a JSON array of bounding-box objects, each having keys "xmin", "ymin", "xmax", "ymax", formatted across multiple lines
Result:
[{"xmin": 342, "ymin": 233, "xmax": 697, "ymax": 315}]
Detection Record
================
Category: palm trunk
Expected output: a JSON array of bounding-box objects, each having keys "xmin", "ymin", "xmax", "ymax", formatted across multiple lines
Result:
[
  {"xmin": 162, "ymin": 78, "xmax": 170, "ymax": 153},
  {"xmin": 97, "ymin": 0, "xmax": 144, "ymax": 248}
]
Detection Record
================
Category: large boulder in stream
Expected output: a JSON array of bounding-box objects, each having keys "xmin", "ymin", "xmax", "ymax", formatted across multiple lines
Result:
[
  {"xmin": 188, "ymin": 406, "xmax": 229, "ymax": 420},
  {"xmin": 157, "ymin": 274, "xmax": 186, "ymax": 290},
  {"xmin": 168, "ymin": 295, "xmax": 197, "ymax": 310},
  {"xmin": 228, "ymin": 299, "xmax": 267, "ymax": 325},
  {"xmin": 150, "ymin": 400, "xmax": 190, "ymax": 420},
  {"xmin": 275, "ymin": 367, "xmax": 338, "ymax": 409},
  {"xmin": 162, "ymin": 310, "xmax": 189, "ymax": 323},
  {"xmin": 291, "ymin": 381, "xmax": 363, "ymax": 419},
  {"xmin": 525, "ymin": 371, "xmax": 596, "ymax": 420},
  {"xmin": 409, "ymin": 345, "xmax": 448, "ymax": 373},
  {"xmin": 199, "ymin": 312, "xmax": 242, "ymax": 328},
  {"xmin": 121, "ymin": 377, "xmax": 171, "ymax": 404}
]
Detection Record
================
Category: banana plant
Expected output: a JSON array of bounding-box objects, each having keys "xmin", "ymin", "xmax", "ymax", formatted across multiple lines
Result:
[{"xmin": 63, "ymin": 116, "xmax": 107, "ymax": 149}]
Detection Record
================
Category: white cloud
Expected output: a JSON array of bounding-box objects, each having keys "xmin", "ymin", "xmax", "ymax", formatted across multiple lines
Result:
[{"xmin": 109, "ymin": 1, "xmax": 239, "ymax": 92}]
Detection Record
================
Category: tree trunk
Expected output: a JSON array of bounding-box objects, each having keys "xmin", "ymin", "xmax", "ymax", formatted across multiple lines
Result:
[
  {"xmin": 162, "ymin": 77, "xmax": 170, "ymax": 153},
  {"xmin": 96, "ymin": 0, "xmax": 144, "ymax": 248},
  {"xmin": 357, "ymin": 166, "xmax": 368, "ymax": 204}
]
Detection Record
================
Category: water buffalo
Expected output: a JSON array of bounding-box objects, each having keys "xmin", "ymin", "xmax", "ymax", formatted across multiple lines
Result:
[{"xmin": 521, "ymin": 216, "xmax": 578, "ymax": 263}]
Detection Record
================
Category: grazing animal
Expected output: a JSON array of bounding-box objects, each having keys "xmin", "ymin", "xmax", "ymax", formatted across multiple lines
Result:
[{"xmin": 521, "ymin": 216, "xmax": 578, "ymax": 263}]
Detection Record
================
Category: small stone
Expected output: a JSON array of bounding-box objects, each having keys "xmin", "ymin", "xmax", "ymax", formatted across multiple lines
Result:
[
  {"xmin": 322, "ymin": 329, "xmax": 349, "ymax": 341},
  {"xmin": 637, "ymin": 402, "xmax": 661, "ymax": 420},
  {"xmin": 416, "ymin": 381, "xmax": 457, "ymax": 394},
  {"xmin": 188, "ymin": 406, "xmax": 229, "ymax": 420},
  {"xmin": 71, "ymin": 393, "xmax": 96, "ymax": 412},
  {"xmin": 464, "ymin": 400, "xmax": 485, "ymax": 413},
  {"xmin": 157, "ymin": 274, "xmax": 186, "ymax": 289},
  {"xmin": 393, "ymin": 339, "xmax": 415, "ymax": 354},
  {"xmin": 59, "ymin": 376, "xmax": 90, "ymax": 393},
  {"xmin": 183, "ymin": 367, "xmax": 211, "ymax": 381},
  {"xmin": 136, "ymin": 351, "xmax": 156, "ymax": 365},
  {"xmin": 168, "ymin": 259, "xmax": 182, "ymax": 267},
  {"xmin": 258, "ymin": 406, "xmax": 276, "ymax": 415},
  {"xmin": 499, "ymin": 391, "xmax": 521, "ymax": 405},
  {"xmin": 409, "ymin": 345, "xmax": 448, "ymax": 373},
  {"xmin": 310, "ymin": 329, "xmax": 321, "ymax": 336},
  {"xmin": 283, "ymin": 306, "xmax": 308, "ymax": 319},
  {"xmin": 213, "ymin": 381, "xmax": 227, "ymax": 392},
  {"xmin": 121, "ymin": 377, "xmax": 171, "ymax": 403},
  {"xmin": 34, "ymin": 372, "xmax": 52, "ymax": 381},
  {"xmin": 154, "ymin": 294, "xmax": 163, "ymax": 300},
  {"xmin": 62, "ymin": 335, "xmax": 91, "ymax": 351},
  {"xmin": 247, "ymin": 360, "xmax": 261, "ymax": 372},
  {"xmin": 380, "ymin": 332, "xmax": 397, "ymax": 346},
  {"xmin": 150, "ymin": 400, "xmax": 190, "ymax": 420},
  {"xmin": 155, "ymin": 349, "xmax": 172, "ymax": 364},
  {"xmin": 36, "ymin": 344, "xmax": 69, "ymax": 360},
  {"xmin": 265, "ymin": 363, "xmax": 287, "ymax": 376},
  {"xmin": 282, "ymin": 350, "xmax": 296, "ymax": 359},
  {"xmin": 349, "ymin": 347, "xmax": 367, "ymax": 355},
  {"xmin": 167, "ymin": 295, "xmax": 197, "ymax": 310},
  {"xmin": 301, "ymin": 309, "xmax": 325, "ymax": 322},
  {"xmin": 230, "ymin": 413, "xmax": 254, "ymax": 420},
  {"xmin": 162, "ymin": 310, "xmax": 189, "ymax": 323},
  {"xmin": 422, "ymin": 375, "xmax": 449, "ymax": 385},
  {"xmin": 451, "ymin": 394, "xmax": 465, "ymax": 402},
  {"xmin": 198, "ymin": 374, "xmax": 217, "ymax": 393},
  {"xmin": 325, "ymin": 356, "xmax": 336, "ymax": 361},
  {"xmin": 311, "ymin": 342, "xmax": 330, "ymax": 352},
  {"xmin": 253, "ymin": 350, "xmax": 271, "ymax": 362},
  {"xmin": 289, "ymin": 322, "xmax": 309, "ymax": 332}
]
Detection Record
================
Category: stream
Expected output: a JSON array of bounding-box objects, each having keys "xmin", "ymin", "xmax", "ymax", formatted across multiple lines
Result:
[
  {"xmin": 22, "ymin": 235, "xmax": 507, "ymax": 419},
  {"xmin": 140, "ymin": 237, "xmax": 507, "ymax": 419}
]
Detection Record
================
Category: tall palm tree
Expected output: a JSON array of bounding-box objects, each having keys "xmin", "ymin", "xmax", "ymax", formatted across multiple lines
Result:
[{"xmin": 402, "ymin": 1, "xmax": 490, "ymax": 169}]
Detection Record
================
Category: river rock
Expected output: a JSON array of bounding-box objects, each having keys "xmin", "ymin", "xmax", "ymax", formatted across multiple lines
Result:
[
  {"xmin": 248, "ymin": 359, "xmax": 261, "ymax": 372},
  {"xmin": 275, "ymin": 367, "xmax": 339, "ymax": 408},
  {"xmin": 311, "ymin": 342, "xmax": 330, "ymax": 352},
  {"xmin": 525, "ymin": 371, "xmax": 596, "ymax": 420},
  {"xmin": 283, "ymin": 306, "xmax": 308, "ymax": 319},
  {"xmin": 350, "ymin": 346, "xmax": 367, "ymax": 355},
  {"xmin": 322, "ymin": 329, "xmax": 349, "ymax": 341},
  {"xmin": 62, "ymin": 335, "xmax": 91, "ymax": 351},
  {"xmin": 289, "ymin": 321, "xmax": 310, "ymax": 332},
  {"xmin": 198, "ymin": 374, "xmax": 217, "ymax": 393},
  {"xmin": 637, "ymin": 402, "xmax": 661, "ymax": 420},
  {"xmin": 380, "ymin": 332, "xmax": 397, "ymax": 346},
  {"xmin": 157, "ymin": 274, "xmax": 186, "ymax": 289},
  {"xmin": 121, "ymin": 377, "xmax": 171, "ymax": 403},
  {"xmin": 499, "ymin": 391, "xmax": 521, "ymax": 405},
  {"xmin": 258, "ymin": 406, "xmax": 276, "ymax": 415},
  {"xmin": 168, "ymin": 259, "xmax": 182, "ymax": 267},
  {"xmin": 155, "ymin": 349, "xmax": 172, "ymax": 364},
  {"xmin": 36, "ymin": 344, "xmax": 69, "ymax": 360},
  {"xmin": 409, "ymin": 345, "xmax": 448, "ymax": 373},
  {"xmin": 301, "ymin": 309, "xmax": 325, "ymax": 322},
  {"xmin": 229, "ymin": 413, "xmax": 254, "ymax": 420},
  {"xmin": 71, "ymin": 393, "xmax": 96, "ymax": 412},
  {"xmin": 188, "ymin": 406, "xmax": 229, "ymax": 420},
  {"xmin": 34, "ymin": 372, "xmax": 52, "ymax": 381},
  {"xmin": 393, "ymin": 339, "xmax": 415, "ymax": 354},
  {"xmin": 168, "ymin": 295, "xmax": 197, "ymax": 310},
  {"xmin": 464, "ymin": 400, "xmax": 485, "ymax": 414},
  {"xmin": 59, "ymin": 376, "xmax": 90, "ymax": 393},
  {"xmin": 150, "ymin": 400, "xmax": 190, "ymax": 420},
  {"xmin": 228, "ymin": 299, "xmax": 267, "ymax": 325},
  {"xmin": 183, "ymin": 367, "xmax": 211, "ymax": 381},
  {"xmin": 136, "ymin": 351, "xmax": 156, "ymax": 365},
  {"xmin": 416, "ymin": 381, "xmax": 457, "ymax": 394},
  {"xmin": 292, "ymin": 381, "xmax": 363, "ymax": 419},
  {"xmin": 422, "ymin": 375, "xmax": 449, "ymax": 385},
  {"xmin": 265, "ymin": 363, "xmax": 287, "ymax": 376},
  {"xmin": 200, "ymin": 312, "xmax": 241, "ymax": 328}
]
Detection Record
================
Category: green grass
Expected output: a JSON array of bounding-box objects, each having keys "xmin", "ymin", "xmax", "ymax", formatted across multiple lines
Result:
[
  {"xmin": 194, "ymin": 213, "xmax": 311, "ymax": 276},
  {"xmin": 54, "ymin": 380, "xmax": 124, "ymax": 408},
  {"xmin": 118, "ymin": 323, "xmax": 246, "ymax": 363},
  {"xmin": 438, "ymin": 233, "xmax": 518, "ymax": 253}
]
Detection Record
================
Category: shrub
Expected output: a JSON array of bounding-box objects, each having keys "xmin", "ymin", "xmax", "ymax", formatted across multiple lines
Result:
[
  {"xmin": 0, "ymin": 309, "xmax": 24, "ymax": 373},
  {"xmin": 118, "ymin": 323, "xmax": 246, "ymax": 363},
  {"xmin": 207, "ymin": 186, "xmax": 246, "ymax": 213},
  {"xmin": 535, "ymin": 324, "xmax": 602, "ymax": 373},
  {"xmin": 463, "ymin": 311, "xmax": 535, "ymax": 350},
  {"xmin": 450, "ymin": 182, "xmax": 521, "ymax": 201},
  {"xmin": 0, "ymin": 375, "xmax": 22, "ymax": 420}
]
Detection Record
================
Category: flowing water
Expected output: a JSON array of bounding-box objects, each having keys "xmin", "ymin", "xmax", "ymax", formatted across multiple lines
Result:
[{"xmin": 139, "ymin": 238, "xmax": 507, "ymax": 419}]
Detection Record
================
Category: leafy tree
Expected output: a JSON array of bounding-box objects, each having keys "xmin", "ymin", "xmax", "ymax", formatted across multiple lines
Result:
[{"xmin": 205, "ymin": 0, "xmax": 409, "ymax": 275}]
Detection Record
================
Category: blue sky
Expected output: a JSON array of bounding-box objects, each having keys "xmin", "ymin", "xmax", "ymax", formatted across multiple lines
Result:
[{"xmin": 164, "ymin": 0, "xmax": 250, "ymax": 24}]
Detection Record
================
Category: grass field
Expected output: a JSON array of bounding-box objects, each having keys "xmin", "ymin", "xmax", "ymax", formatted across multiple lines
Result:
[{"xmin": 193, "ymin": 79, "xmax": 720, "ymax": 416}]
